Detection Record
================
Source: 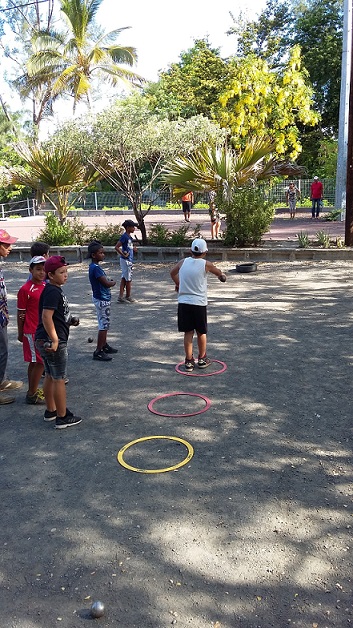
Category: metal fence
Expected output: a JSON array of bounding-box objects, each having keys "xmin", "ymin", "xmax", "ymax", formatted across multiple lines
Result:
[
  {"xmin": 73, "ymin": 179, "xmax": 336, "ymax": 210},
  {"xmin": 0, "ymin": 198, "xmax": 37, "ymax": 219}
]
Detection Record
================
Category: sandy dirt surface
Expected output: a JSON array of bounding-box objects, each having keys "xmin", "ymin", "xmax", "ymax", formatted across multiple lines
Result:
[{"xmin": 0, "ymin": 258, "xmax": 352, "ymax": 627}]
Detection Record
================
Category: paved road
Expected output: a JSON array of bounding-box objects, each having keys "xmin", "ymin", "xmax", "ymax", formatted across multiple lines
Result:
[{"xmin": 1, "ymin": 206, "xmax": 345, "ymax": 245}]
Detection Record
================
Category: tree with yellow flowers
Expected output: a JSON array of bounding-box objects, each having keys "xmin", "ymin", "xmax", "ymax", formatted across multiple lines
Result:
[{"xmin": 219, "ymin": 46, "xmax": 319, "ymax": 159}]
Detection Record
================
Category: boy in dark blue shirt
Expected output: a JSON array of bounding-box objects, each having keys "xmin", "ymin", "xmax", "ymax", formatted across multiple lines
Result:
[
  {"xmin": 88, "ymin": 240, "xmax": 117, "ymax": 362},
  {"xmin": 115, "ymin": 219, "xmax": 138, "ymax": 303}
]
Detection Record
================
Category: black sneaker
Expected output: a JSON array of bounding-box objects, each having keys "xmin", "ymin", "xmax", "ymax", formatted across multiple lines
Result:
[
  {"xmin": 93, "ymin": 350, "xmax": 112, "ymax": 361},
  {"xmin": 103, "ymin": 344, "xmax": 118, "ymax": 354},
  {"xmin": 44, "ymin": 409, "xmax": 57, "ymax": 422},
  {"xmin": 198, "ymin": 356, "xmax": 212, "ymax": 369},
  {"xmin": 185, "ymin": 357, "xmax": 195, "ymax": 372},
  {"xmin": 55, "ymin": 412, "xmax": 82, "ymax": 429}
]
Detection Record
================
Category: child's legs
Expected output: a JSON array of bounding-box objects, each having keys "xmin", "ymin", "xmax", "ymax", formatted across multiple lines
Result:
[
  {"xmin": 28, "ymin": 362, "xmax": 44, "ymax": 395},
  {"xmin": 23, "ymin": 334, "xmax": 44, "ymax": 394},
  {"xmin": 97, "ymin": 330, "xmax": 108, "ymax": 350},
  {"xmin": 93, "ymin": 299, "xmax": 110, "ymax": 350},
  {"xmin": 184, "ymin": 331, "xmax": 194, "ymax": 360},
  {"xmin": 36, "ymin": 340, "xmax": 67, "ymax": 415},
  {"xmin": 196, "ymin": 332, "xmax": 207, "ymax": 358},
  {"xmin": 53, "ymin": 379, "xmax": 67, "ymax": 417},
  {"xmin": 119, "ymin": 277, "xmax": 126, "ymax": 297},
  {"xmin": 43, "ymin": 375, "xmax": 55, "ymax": 412},
  {"xmin": 125, "ymin": 280, "xmax": 132, "ymax": 298}
]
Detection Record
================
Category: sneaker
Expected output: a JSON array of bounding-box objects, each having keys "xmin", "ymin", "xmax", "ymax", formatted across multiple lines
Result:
[
  {"xmin": 0, "ymin": 379, "xmax": 23, "ymax": 391},
  {"xmin": 93, "ymin": 350, "xmax": 112, "ymax": 361},
  {"xmin": 64, "ymin": 377, "xmax": 69, "ymax": 385},
  {"xmin": 26, "ymin": 390, "xmax": 46, "ymax": 405},
  {"xmin": 0, "ymin": 393, "xmax": 15, "ymax": 405},
  {"xmin": 117, "ymin": 297, "xmax": 127, "ymax": 304},
  {"xmin": 185, "ymin": 357, "xmax": 195, "ymax": 372},
  {"xmin": 125, "ymin": 297, "xmax": 136, "ymax": 303},
  {"xmin": 198, "ymin": 356, "xmax": 212, "ymax": 369},
  {"xmin": 55, "ymin": 411, "xmax": 82, "ymax": 429},
  {"xmin": 103, "ymin": 343, "xmax": 118, "ymax": 354},
  {"xmin": 44, "ymin": 409, "xmax": 57, "ymax": 422}
]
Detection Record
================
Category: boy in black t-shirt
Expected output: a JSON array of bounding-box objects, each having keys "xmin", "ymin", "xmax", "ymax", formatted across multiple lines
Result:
[{"xmin": 35, "ymin": 256, "xmax": 82, "ymax": 429}]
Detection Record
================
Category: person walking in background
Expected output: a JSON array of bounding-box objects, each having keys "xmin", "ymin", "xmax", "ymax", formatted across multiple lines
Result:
[
  {"xmin": 310, "ymin": 176, "xmax": 323, "ymax": 219},
  {"xmin": 286, "ymin": 182, "xmax": 301, "ymax": 219},
  {"xmin": 181, "ymin": 191, "xmax": 194, "ymax": 222},
  {"xmin": 17, "ymin": 256, "xmax": 47, "ymax": 404},
  {"xmin": 87, "ymin": 240, "xmax": 117, "ymax": 362},
  {"xmin": 115, "ymin": 220, "xmax": 139, "ymax": 304},
  {"xmin": 0, "ymin": 229, "xmax": 23, "ymax": 404}
]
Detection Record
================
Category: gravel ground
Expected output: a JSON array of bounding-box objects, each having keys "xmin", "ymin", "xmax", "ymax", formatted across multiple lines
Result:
[{"xmin": 0, "ymin": 258, "xmax": 352, "ymax": 628}]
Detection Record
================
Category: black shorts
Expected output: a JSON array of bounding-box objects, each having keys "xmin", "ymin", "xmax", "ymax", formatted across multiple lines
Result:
[
  {"xmin": 182, "ymin": 201, "xmax": 192, "ymax": 213},
  {"xmin": 178, "ymin": 303, "xmax": 207, "ymax": 334}
]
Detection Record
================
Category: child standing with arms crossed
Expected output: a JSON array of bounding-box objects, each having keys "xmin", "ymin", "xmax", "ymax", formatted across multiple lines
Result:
[
  {"xmin": 115, "ymin": 220, "xmax": 138, "ymax": 303},
  {"xmin": 17, "ymin": 256, "xmax": 47, "ymax": 404},
  {"xmin": 170, "ymin": 238, "xmax": 226, "ymax": 372},
  {"xmin": 87, "ymin": 240, "xmax": 117, "ymax": 362},
  {"xmin": 35, "ymin": 256, "xmax": 82, "ymax": 429}
]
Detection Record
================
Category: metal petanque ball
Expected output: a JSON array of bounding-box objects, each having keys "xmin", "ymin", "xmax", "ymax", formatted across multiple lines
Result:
[
  {"xmin": 87, "ymin": 337, "xmax": 94, "ymax": 343},
  {"xmin": 90, "ymin": 601, "xmax": 105, "ymax": 618}
]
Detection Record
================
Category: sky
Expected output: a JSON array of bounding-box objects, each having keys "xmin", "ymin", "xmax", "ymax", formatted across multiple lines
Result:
[
  {"xmin": 96, "ymin": 0, "xmax": 266, "ymax": 83},
  {"xmin": 0, "ymin": 0, "xmax": 266, "ymax": 128}
]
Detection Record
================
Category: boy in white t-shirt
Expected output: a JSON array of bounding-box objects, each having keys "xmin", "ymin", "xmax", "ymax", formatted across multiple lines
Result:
[{"xmin": 170, "ymin": 238, "xmax": 226, "ymax": 371}]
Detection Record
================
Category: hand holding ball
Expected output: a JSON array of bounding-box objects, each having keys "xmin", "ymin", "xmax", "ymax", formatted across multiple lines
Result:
[{"xmin": 219, "ymin": 273, "xmax": 226, "ymax": 282}]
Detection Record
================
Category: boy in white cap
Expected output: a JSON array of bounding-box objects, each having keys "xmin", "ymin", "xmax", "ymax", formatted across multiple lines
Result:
[
  {"xmin": 0, "ymin": 228, "xmax": 23, "ymax": 404},
  {"xmin": 17, "ymin": 256, "xmax": 47, "ymax": 404},
  {"xmin": 170, "ymin": 238, "xmax": 226, "ymax": 371}
]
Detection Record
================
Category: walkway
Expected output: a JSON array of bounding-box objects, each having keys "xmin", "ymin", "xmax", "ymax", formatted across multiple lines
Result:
[{"xmin": 0, "ymin": 206, "xmax": 345, "ymax": 245}]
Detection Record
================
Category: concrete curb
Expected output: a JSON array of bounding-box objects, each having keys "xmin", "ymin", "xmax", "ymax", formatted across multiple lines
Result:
[{"xmin": 11, "ymin": 244, "xmax": 353, "ymax": 263}]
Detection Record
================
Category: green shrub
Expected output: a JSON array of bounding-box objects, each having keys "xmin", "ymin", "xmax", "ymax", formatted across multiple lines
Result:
[
  {"xmin": 324, "ymin": 208, "xmax": 341, "ymax": 222},
  {"xmin": 316, "ymin": 230, "xmax": 330, "ymax": 248},
  {"xmin": 148, "ymin": 223, "xmax": 171, "ymax": 246},
  {"xmin": 88, "ymin": 223, "xmax": 123, "ymax": 246},
  {"xmin": 38, "ymin": 214, "xmax": 90, "ymax": 245},
  {"xmin": 222, "ymin": 187, "xmax": 275, "ymax": 247},
  {"xmin": 297, "ymin": 231, "xmax": 310, "ymax": 248}
]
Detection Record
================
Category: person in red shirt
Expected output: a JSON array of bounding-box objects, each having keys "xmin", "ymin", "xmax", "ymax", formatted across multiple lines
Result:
[
  {"xmin": 310, "ymin": 176, "xmax": 323, "ymax": 219},
  {"xmin": 181, "ymin": 191, "xmax": 194, "ymax": 222},
  {"xmin": 17, "ymin": 256, "xmax": 47, "ymax": 404}
]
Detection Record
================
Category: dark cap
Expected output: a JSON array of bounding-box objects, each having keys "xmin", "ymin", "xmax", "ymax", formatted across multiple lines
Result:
[
  {"xmin": 87, "ymin": 240, "xmax": 103, "ymax": 258},
  {"xmin": 44, "ymin": 255, "xmax": 68, "ymax": 274},
  {"xmin": 122, "ymin": 220, "xmax": 139, "ymax": 228}
]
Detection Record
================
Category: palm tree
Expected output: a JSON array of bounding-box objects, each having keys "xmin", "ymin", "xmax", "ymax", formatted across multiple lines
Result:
[
  {"xmin": 25, "ymin": 0, "xmax": 143, "ymax": 113},
  {"xmin": 162, "ymin": 138, "xmax": 304, "ymax": 199},
  {"xmin": 162, "ymin": 138, "xmax": 305, "ymax": 246},
  {"xmin": 7, "ymin": 143, "xmax": 103, "ymax": 222}
]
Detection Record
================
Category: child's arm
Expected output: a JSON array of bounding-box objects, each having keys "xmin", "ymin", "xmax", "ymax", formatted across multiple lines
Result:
[
  {"xmin": 115, "ymin": 239, "xmax": 129, "ymax": 258},
  {"xmin": 42, "ymin": 309, "xmax": 59, "ymax": 352},
  {"xmin": 17, "ymin": 309, "xmax": 25, "ymax": 342},
  {"xmin": 205, "ymin": 261, "xmax": 226, "ymax": 282},
  {"xmin": 170, "ymin": 261, "xmax": 183, "ymax": 291},
  {"xmin": 98, "ymin": 276, "xmax": 116, "ymax": 288}
]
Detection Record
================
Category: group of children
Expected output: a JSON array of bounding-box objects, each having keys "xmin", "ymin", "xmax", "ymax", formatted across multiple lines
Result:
[{"xmin": 0, "ymin": 217, "xmax": 227, "ymax": 427}]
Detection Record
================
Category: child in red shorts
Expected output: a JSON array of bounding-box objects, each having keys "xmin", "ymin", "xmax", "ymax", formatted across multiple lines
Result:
[{"xmin": 17, "ymin": 256, "xmax": 47, "ymax": 404}]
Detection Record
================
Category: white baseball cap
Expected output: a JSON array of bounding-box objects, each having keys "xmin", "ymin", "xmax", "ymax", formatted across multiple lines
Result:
[
  {"xmin": 313, "ymin": 176, "xmax": 319, "ymax": 180},
  {"xmin": 191, "ymin": 238, "xmax": 208, "ymax": 254}
]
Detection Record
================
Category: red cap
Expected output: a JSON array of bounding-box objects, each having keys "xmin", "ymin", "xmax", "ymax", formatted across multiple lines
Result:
[
  {"xmin": 0, "ymin": 229, "xmax": 17, "ymax": 244},
  {"xmin": 44, "ymin": 255, "xmax": 68, "ymax": 274}
]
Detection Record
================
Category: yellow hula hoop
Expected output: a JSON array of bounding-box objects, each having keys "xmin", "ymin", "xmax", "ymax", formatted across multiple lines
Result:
[{"xmin": 117, "ymin": 435, "xmax": 194, "ymax": 474}]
